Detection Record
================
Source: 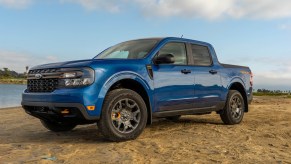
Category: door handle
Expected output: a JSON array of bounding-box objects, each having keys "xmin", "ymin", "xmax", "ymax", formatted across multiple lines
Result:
[
  {"xmin": 181, "ymin": 69, "xmax": 191, "ymax": 74},
  {"xmin": 209, "ymin": 70, "xmax": 218, "ymax": 74}
]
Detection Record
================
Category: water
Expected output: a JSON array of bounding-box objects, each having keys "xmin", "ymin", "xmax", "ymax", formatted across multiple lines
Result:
[{"xmin": 0, "ymin": 84, "xmax": 26, "ymax": 108}]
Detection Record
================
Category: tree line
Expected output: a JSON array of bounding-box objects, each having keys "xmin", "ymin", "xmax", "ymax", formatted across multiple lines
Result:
[
  {"xmin": 256, "ymin": 89, "xmax": 291, "ymax": 93},
  {"xmin": 0, "ymin": 67, "xmax": 28, "ymax": 79}
]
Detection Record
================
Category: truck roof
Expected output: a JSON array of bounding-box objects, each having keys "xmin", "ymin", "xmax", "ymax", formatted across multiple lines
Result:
[{"xmin": 127, "ymin": 37, "xmax": 213, "ymax": 47}]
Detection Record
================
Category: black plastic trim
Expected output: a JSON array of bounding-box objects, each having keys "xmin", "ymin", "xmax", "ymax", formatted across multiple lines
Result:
[
  {"xmin": 153, "ymin": 101, "xmax": 225, "ymax": 118},
  {"xmin": 153, "ymin": 106, "xmax": 218, "ymax": 118},
  {"xmin": 21, "ymin": 101, "xmax": 99, "ymax": 121}
]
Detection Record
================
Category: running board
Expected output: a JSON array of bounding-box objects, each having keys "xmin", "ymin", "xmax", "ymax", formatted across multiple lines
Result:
[{"xmin": 153, "ymin": 106, "xmax": 218, "ymax": 118}]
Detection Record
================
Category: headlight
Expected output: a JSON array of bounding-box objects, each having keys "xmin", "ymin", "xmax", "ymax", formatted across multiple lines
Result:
[
  {"xmin": 58, "ymin": 67, "xmax": 94, "ymax": 88},
  {"xmin": 63, "ymin": 72, "xmax": 78, "ymax": 78}
]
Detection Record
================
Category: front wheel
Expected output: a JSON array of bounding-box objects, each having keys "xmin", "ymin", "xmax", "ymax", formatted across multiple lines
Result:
[
  {"xmin": 98, "ymin": 89, "xmax": 148, "ymax": 142},
  {"xmin": 220, "ymin": 90, "xmax": 245, "ymax": 125},
  {"xmin": 40, "ymin": 120, "xmax": 77, "ymax": 132}
]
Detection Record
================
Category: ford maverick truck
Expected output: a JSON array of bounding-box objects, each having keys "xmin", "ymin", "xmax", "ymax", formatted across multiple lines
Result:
[{"xmin": 22, "ymin": 37, "xmax": 253, "ymax": 141}]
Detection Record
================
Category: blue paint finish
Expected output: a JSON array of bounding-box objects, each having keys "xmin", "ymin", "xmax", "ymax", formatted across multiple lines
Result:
[
  {"xmin": 193, "ymin": 65, "xmax": 222, "ymax": 108},
  {"xmin": 22, "ymin": 37, "xmax": 253, "ymax": 122},
  {"xmin": 151, "ymin": 64, "xmax": 195, "ymax": 112}
]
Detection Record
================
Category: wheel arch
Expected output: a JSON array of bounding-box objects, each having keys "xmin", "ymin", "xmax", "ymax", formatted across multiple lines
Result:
[
  {"xmin": 98, "ymin": 72, "xmax": 153, "ymax": 124},
  {"xmin": 228, "ymin": 81, "xmax": 249, "ymax": 112}
]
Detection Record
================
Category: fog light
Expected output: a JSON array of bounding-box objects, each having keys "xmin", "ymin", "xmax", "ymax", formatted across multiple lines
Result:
[{"xmin": 87, "ymin": 106, "xmax": 95, "ymax": 111}]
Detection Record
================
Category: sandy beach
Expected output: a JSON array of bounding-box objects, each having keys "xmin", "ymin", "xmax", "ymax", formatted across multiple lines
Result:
[{"xmin": 0, "ymin": 96, "xmax": 290, "ymax": 163}]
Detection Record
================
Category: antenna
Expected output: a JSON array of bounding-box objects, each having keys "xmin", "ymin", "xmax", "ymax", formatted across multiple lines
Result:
[{"xmin": 181, "ymin": 35, "xmax": 183, "ymax": 38}]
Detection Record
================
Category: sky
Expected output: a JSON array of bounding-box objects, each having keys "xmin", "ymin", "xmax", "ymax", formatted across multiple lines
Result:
[{"xmin": 0, "ymin": 0, "xmax": 291, "ymax": 90}]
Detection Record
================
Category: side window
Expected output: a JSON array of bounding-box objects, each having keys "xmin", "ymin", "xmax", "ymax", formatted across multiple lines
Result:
[
  {"xmin": 158, "ymin": 43, "xmax": 187, "ymax": 65},
  {"xmin": 191, "ymin": 44, "xmax": 212, "ymax": 66}
]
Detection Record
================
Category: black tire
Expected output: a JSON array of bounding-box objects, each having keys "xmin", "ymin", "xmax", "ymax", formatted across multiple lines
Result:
[
  {"xmin": 98, "ymin": 89, "xmax": 148, "ymax": 142},
  {"xmin": 220, "ymin": 90, "xmax": 245, "ymax": 125},
  {"xmin": 165, "ymin": 115, "xmax": 181, "ymax": 122},
  {"xmin": 40, "ymin": 120, "xmax": 77, "ymax": 132}
]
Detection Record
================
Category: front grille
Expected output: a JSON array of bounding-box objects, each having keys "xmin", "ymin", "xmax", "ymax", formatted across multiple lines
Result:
[
  {"xmin": 27, "ymin": 78, "xmax": 59, "ymax": 93},
  {"xmin": 27, "ymin": 68, "xmax": 61, "ymax": 93}
]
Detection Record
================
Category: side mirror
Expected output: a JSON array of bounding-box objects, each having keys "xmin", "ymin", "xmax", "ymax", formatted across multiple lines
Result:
[{"xmin": 154, "ymin": 54, "xmax": 175, "ymax": 64}]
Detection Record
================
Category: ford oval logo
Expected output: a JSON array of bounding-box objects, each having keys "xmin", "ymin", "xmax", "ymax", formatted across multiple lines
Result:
[{"xmin": 35, "ymin": 74, "xmax": 43, "ymax": 79}]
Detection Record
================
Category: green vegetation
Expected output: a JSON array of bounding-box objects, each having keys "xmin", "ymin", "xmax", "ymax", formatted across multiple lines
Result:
[
  {"xmin": 254, "ymin": 88, "xmax": 291, "ymax": 98},
  {"xmin": 0, "ymin": 68, "xmax": 27, "ymax": 85},
  {"xmin": 253, "ymin": 92, "xmax": 289, "ymax": 96},
  {"xmin": 0, "ymin": 78, "xmax": 26, "ymax": 85}
]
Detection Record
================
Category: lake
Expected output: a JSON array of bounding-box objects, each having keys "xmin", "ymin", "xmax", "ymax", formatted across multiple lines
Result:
[{"xmin": 0, "ymin": 84, "xmax": 26, "ymax": 108}]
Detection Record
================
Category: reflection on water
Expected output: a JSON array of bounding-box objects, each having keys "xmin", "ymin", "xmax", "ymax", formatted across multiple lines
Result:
[{"xmin": 0, "ymin": 84, "xmax": 26, "ymax": 108}]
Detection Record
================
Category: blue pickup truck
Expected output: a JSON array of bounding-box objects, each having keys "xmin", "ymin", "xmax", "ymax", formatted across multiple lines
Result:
[{"xmin": 22, "ymin": 37, "xmax": 253, "ymax": 141}]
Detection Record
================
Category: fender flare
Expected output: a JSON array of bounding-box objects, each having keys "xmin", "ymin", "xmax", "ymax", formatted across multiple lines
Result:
[
  {"xmin": 227, "ymin": 77, "xmax": 249, "ymax": 112},
  {"xmin": 96, "ymin": 71, "xmax": 153, "ymax": 123},
  {"xmin": 227, "ymin": 77, "xmax": 246, "ymax": 90}
]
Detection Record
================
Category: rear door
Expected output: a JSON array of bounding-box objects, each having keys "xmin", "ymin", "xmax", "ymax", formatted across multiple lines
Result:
[
  {"xmin": 152, "ymin": 42, "xmax": 195, "ymax": 112},
  {"xmin": 189, "ymin": 43, "xmax": 222, "ymax": 108}
]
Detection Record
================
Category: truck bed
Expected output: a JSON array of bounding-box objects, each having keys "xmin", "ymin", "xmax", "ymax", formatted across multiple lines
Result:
[{"xmin": 221, "ymin": 63, "xmax": 249, "ymax": 69}]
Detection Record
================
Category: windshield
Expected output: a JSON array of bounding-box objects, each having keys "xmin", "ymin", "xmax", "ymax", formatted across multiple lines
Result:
[{"xmin": 95, "ymin": 39, "xmax": 158, "ymax": 59}]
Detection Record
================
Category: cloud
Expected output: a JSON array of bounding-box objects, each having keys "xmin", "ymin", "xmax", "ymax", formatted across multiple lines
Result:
[
  {"xmin": 59, "ymin": 0, "xmax": 291, "ymax": 20},
  {"xmin": 2, "ymin": 0, "xmax": 291, "ymax": 20},
  {"xmin": 60, "ymin": 0, "xmax": 121, "ymax": 13},
  {"xmin": 222, "ymin": 56, "xmax": 291, "ymax": 89},
  {"xmin": 135, "ymin": 0, "xmax": 233, "ymax": 20},
  {"xmin": 0, "ymin": 0, "xmax": 32, "ymax": 9},
  {"xmin": 254, "ymin": 75, "xmax": 291, "ymax": 90},
  {"xmin": 227, "ymin": 0, "xmax": 291, "ymax": 19},
  {"xmin": 135, "ymin": 0, "xmax": 291, "ymax": 20},
  {"xmin": 225, "ymin": 56, "xmax": 291, "ymax": 77},
  {"xmin": 279, "ymin": 24, "xmax": 291, "ymax": 30},
  {"xmin": 0, "ymin": 50, "xmax": 58, "ymax": 73}
]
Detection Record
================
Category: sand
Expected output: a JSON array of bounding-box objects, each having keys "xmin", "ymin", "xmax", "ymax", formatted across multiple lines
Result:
[{"xmin": 0, "ymin": 96, "xmax": 290, "ymax": 163}]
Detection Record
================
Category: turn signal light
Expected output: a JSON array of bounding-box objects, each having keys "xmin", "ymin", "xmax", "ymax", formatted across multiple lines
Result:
[
  {"xmin": 87, "ymin": 106, "xmax": 95, "ymax": 111},
  {"xmin": 61, "ymin": 109, "xmax": 70, "ymax": 114}
]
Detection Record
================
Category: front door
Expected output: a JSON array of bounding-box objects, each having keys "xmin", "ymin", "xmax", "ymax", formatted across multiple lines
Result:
[{"xmin": 152, "ymin": 42, "xmax": 195, "ymax": 112}]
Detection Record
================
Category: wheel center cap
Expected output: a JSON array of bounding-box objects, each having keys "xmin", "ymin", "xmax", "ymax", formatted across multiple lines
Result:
[
  {"xmin": 120, "ymin": 110, "xmax": 130, "ymax": 121},
  {"xmin": 236, "ymin": 108, "xmax": 240, "ymax": 113}
]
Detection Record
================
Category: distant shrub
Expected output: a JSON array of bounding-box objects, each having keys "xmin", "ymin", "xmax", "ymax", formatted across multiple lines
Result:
[{"xmin": 253, "ymin": 92, "xmax": 288, "ymax": 96}]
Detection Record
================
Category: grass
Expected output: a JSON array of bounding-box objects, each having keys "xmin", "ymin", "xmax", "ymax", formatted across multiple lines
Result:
[
  {"xmin": 0, "ymin": 78, "xmax": 26, "ymax": 85},
  {"xmin": 253, "ymin": 92, "xmax": 291, "ymax": 98}
]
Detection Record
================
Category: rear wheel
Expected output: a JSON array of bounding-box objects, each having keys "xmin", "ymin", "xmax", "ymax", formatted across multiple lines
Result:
[
  {"xmin": 41, "ymin": 120, "xmax": 77, "ymax": 132},
  {"xmin": 98, "ymin": 89, "xmax": 148, "ymax": 141},
  {"xmin": 220, "ymin": 90, "xmax": 245, "ymax": 125}
]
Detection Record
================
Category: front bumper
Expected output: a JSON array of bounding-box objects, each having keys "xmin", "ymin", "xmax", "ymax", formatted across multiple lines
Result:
[
  {"xmin": 21, "ymin": 82, "xmax": 103, "ymax": 118},
  {"xmin": 22, "ymin": 101, "xmax": 99, "ymax": 124}
]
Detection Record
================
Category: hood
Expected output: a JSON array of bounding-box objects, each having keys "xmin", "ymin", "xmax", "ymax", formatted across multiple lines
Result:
[{"xmin": 30, "ymin": 59, "xmax": 94, "ymax": 70}]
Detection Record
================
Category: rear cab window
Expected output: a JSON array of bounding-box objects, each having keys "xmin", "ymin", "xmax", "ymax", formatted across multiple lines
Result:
[{"xmin": 191, "ymin": 44, "xmax": 212, "ymax": 66}]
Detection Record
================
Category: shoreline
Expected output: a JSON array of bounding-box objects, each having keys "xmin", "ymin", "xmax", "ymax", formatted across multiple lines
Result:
[{"xmin": 0, "ymin": 106, "xmax": 22, "ymax": 110}]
